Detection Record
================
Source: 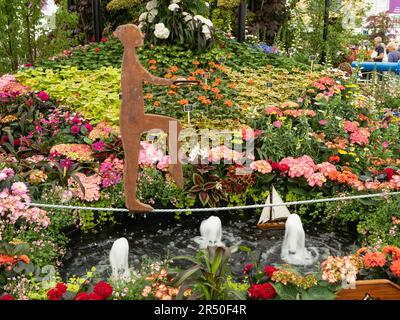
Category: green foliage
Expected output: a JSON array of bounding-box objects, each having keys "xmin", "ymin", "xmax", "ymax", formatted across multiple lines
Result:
[
  {"xmin": 16, "ymin": 66, "xmax": 121, "ymax": 123},
  {"xmin": 173, "ymin": 246, "xmax": 245, "ymax": 300},
  {"xmin": 137, "ymin": 167, "xmax": 181, "ymax": 207}
]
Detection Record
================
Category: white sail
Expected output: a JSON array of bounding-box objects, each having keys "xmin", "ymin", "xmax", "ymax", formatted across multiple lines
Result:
[
  {"xmin": 271, "ymin": 186, "xmax": 291, "ymax": 220},
  {"xmin": 258, "ymin": 186, "xmax": 291, "ymax": 224}
]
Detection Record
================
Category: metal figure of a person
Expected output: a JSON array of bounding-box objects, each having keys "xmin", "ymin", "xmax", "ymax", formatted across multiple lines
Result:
[{"xmin": 113, "ymin": 24, "xmax": 184, "ymax": 212}]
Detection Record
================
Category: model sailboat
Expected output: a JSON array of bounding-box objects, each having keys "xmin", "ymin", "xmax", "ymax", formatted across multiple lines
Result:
[{"xmin": 257, "ymin": 186, "xmax": 290, "ymax": 230}]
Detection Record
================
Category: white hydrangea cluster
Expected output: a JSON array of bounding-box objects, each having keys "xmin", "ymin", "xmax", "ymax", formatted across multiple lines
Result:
[{"xmin": 139, "ymin": 0, "xmax": 214, "ymax": 41}]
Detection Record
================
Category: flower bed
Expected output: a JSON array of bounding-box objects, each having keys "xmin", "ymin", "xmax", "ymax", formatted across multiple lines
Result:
[{"xmin": 2, "ymin": 26, "xmax": 400, "ymax": 299}]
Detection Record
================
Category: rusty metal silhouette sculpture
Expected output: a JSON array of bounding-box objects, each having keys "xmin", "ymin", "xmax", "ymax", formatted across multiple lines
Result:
[{"xmin": 113, "ymin": 24, "xmax": 185, "ymax": 212}]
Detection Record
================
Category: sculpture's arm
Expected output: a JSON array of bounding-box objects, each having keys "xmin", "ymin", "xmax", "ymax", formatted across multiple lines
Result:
[{"xmin": 141, "ymin": 67, "xmax": 174, "ymax": 86}]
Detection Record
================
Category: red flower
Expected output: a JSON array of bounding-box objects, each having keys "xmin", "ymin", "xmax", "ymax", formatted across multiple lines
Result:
[
  {"xmin": 95, "ymin": 47, "xmax": 101, "ymax": 53},
  {"xmin": 13, "ymin": 138, "xmax": 21, "ymax": 146},
  {"xmin": 101, "ymin": 37, "xmax": 107, "ymax": 43},
  {"xmin": 243, "ymin": 263, "xmax": 254, "ymax": 275},
  {"xmin": 72, "ymin": 117, "xmax": 81, "ymax": 124},
  {"xmin": 328, "ymin": 155, "xmax": 340, "ymax": 164},
  {"xmin": 47, "ymin": 288, "xmax": 63, "ymax": 300},
  {"xmin": 84, "ymin": 123, "xmax": 93, "ymax": 132},
  {"xmin": 74, "ymin": 292, "xmax": 90, "ymax": 300},
  {"xmin": 279, "ymin": 163, "xmax": 289, "ymax": 173},
  {"xmin": 37, "ymin": 91, "xmax": 49, "ymax": 102},
  {"xmin": 70, "ymin": 125, "xmax": 80, "ymax": 135},
  {"xmin": 26, "ymin": 99, "xmax": 33, "ymax": 106},
  {"xmin": 56, "ymin": 283, "xmax": 68, "ymax": 295},
  {"xmin": 88, "ymin": 293, "xmax": 102, "ymax": 300},
  {"xmin": 263, "ymin": 265, "xmax": 279, "ymax": 278},
  {"xmin": 248, "ymin": 283, "xmax": 276, "ymax": 300},
  {"xmin": 384, "ymin": 168, "xmax": 394, "ymax": 181},
  {"xmin": 93, "ymin": 281, "xmax": 113, "ymax": 300},
  {"xmin": 271, "ymin": 162, "xmax": 280, "ymax": 171},
  {"xmin": 1, "ymin": 294, "xmax": 15, "ymax": 300}
]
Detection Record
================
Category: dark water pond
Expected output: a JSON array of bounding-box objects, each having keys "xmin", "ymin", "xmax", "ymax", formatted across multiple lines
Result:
[{"xmin": 61, "ymin": 211, "xmax": 358, "ymax": 279}]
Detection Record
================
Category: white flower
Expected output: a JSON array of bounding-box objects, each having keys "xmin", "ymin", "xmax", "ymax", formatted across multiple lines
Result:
[
  {"xmin": 168, "ymin": 3, "xmax": 179, "ymax": 11},
  {"xmin": 205, "ymin": 2, "xmax": 210, "ymax": 7},
  {"xmin": 154, "ymin": 23, "xmax": 170, "ymax": 39},
  {"xmin": 202, "ymin": 24, "xmax": 212, "ymax": 39},
  {"xmin": 194, "ymin": 15, "xmax": 213, "ymax": 27},
  {"xmin": 146, "ymin": 0, "xmax": 157, "ymax": 11},
  {"xmin": 182, "ymin": 12, "xmax": 193, "ymax": 22},
  {"xmin": 139, "ymin": 12, "xmax": 148, "ymax": 22},
  {"xmin": 148, "ymin": 9, "xmax": 158, "ymax": 22}
]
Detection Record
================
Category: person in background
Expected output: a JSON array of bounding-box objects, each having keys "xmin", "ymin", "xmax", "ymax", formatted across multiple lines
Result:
[
  {"xmin": 372, "ymin": 37, "xmax": 385, "ymax": 62},
  {"xmin": 387, "ymin": 42, "xmax": 400, "ymax": 62}
]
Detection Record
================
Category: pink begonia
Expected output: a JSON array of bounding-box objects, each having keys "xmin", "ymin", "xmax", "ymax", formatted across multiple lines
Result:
[
  {"xmin": 265, "ymin": 106, "xmax": 283, "ymax": 116},
  {"xmin": 307, "ymin": 172, "xmax": 326, "ymax": 188},
  {"xmin": 343, "ymin": 120, "xmax": 359, "ymax": 133},
  {"xmin": 349, "ymin": 128, "xmax": 370, "ymax": 146},
  {"xmin": 208, "ymin": 146, "xmax": 243, "ymax": 164},
  {"xmin": 139, "ymin": 141, "xmax": 164, "ymax": 166},
  {"xmin": 11, "ymin": 182, "xmax": 28, "ymax": 196},
  {"xmin": 0, "ymin": 170, "xmax": 50, "ymax": 240},
  {"xmin": 99, "ymin": 156, "xmax": 124, "ymax": 188},
  {"xmin": 279, "ymin": 155, "xmax": 316, "ymax": 179},
  {"xmin": 391, "ymin": 175, "xmax": 400, "ymax": 189},
  {"xmin": 157, "ymin": 156, "xmax": 170, "ymax": 171},
  {"xmin": 250, "ymin": 160, "xmax": 272, "ymax": 174},
  {"xmin": 321, "ymin": 255, "xmax": 360, "ymax": 284},
  {"xmin": 316, "ymin": 162, "xmax": 337, "ymax": 176},
  {"xmin": 0, "ymin": 168, "xmax": 15, "ymax": 181},
  {"xmin": 68, "ymin": 173, "xmax": 101, "ymax": 202}
]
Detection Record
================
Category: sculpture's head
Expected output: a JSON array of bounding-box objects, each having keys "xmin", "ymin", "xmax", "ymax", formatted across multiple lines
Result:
[{"xmin": 113, "ymin": 24, "xmax": 144, "ymax": 47}]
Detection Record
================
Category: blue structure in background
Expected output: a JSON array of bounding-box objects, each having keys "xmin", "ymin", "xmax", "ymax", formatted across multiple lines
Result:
[{"xmin": 351, "ymin": 61, "xmax": 400, "ymax": 74}]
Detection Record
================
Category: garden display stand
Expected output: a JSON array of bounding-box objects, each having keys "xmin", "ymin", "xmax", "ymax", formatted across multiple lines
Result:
[
  {"xmin": 336, "ymin": 280, "xmax": 400, "ymax": 300},
  {"xmin": 113, "ymin": 24, "xmax": 196, "ymax": 213}
]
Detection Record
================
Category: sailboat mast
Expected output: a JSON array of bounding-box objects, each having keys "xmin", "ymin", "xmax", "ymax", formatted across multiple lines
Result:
[{"xmin": 269, "ymin": 185, "xmax": 273, "ymax": 221}]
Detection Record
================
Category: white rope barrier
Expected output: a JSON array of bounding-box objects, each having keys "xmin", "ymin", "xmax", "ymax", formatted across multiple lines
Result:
[{"xmin": 26, "ymin": 191, "xmax": 400, "ymax": 213}]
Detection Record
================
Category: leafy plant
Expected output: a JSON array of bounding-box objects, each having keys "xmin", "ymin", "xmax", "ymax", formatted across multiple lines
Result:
[{"xmin": 173, "ymin": 246, "xmax": 245, "ymax": 300}]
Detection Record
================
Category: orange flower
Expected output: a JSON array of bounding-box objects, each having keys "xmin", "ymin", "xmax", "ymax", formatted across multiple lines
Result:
[
  {"xmin": 228, "ymin": 82, "xmax": 237, "ymax": 89},
  {"xmin": 211, "ymin": 87, "xmax": 220, "ymax": 94},
  {"xmin": 328, "ymin": 155, "xmax": 340, "ymax": 163},
  {"xmin": 202, "ymin": 85, "xmax": 211, "ymax": 90},
  {"xmin": 187, "ymin": 76, "xmax": 197, "ymax": 81},
  {"xmin": 0, "ymin": 255, "xmax": 16, "ymax": 266},
  {"xmin": 18, "ymin": 255, "xmax": 30, "ymax": 264},
  {"xmin": 153, "ymin": 101, "xmax": 160, "ymax": 107},
  {"xmin": 363, "ymin": 251, "xmax": 387, "ymax": 268},
  {"xmin": 149, "ymin": 65, "xmax": 157, "ymax": 70},
  {"xmin": 169, "ymin": 66, "xmax": 179, "ymax": 73},
  {"xmin": 169, "ymin": 84, "xmax": 178, "ymax": 89},
  {"xmin": 192, "ymin": 69, "xmax": 205, "ymax": 75},
  {"xmin": 164, "ymin": 73, "xmax": 173, "ymax": 79},
  {"xmin": 167, "ymin": 91, "xmax": 176, "ymax": 95},
  {"xmin": 201, "ymin": 99, "xmax": 212, "ymax": 105},
  {"xmin": 144, "ymin": 93, "xmax": 153, "ymax": 99},
  {"xmin": 178, "ymin": 99, "xmax": 189, "ymax": 105},
  {"xmin": 192, "ymin": 60, "xmax": 200, "ymax": 66},
  {"xmin": 212, "ymin": 78, "xmax": 222, "ymax": 87},
  {"xmin": 356, "ymin": 247, "xmax": 368, "ymax": 256},
  {"xmin": 383, "ymin": 246, "xmax": 400, "ymax": 260},
  {"xmin": 224, "ymin": 100, "xmax": 234, "ymax": 107},
  {"xmin": 248, "ymin": 79, "xmax": 255, "ymax": 85},
  {"xmin": 390, "ymin": 259, "xmax": 400, "ymax": 277},
  {"xmin": 149, "ymin": 59, "xmax": 157, "ymax": 64},
  {"xmin": 214, "ymin": 93, "xmax": 223, "ymax": 100},
  {"xmin": 198, "ymin": 95, "xmax": 207, "ymax": 101}
]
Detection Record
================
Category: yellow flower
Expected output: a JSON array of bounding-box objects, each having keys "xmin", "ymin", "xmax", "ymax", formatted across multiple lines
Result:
[
  {"xmin": 338, "ymin": 149, "xmax": 348, "ymax": 155},
  {"xmin": 356, "ymin": 158, "xmax": 360, "ymax": 162}
]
